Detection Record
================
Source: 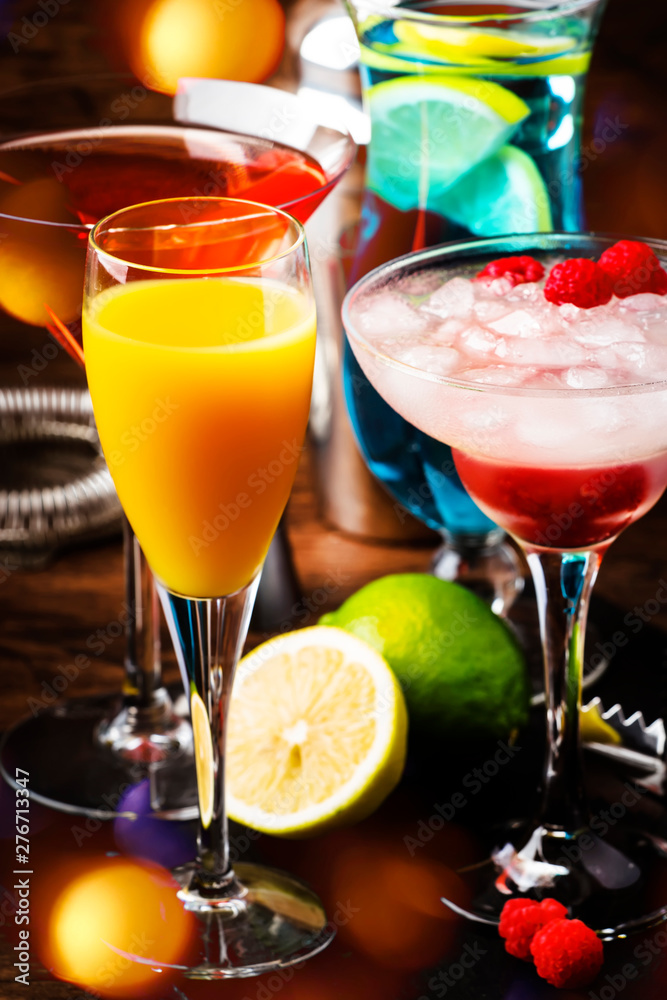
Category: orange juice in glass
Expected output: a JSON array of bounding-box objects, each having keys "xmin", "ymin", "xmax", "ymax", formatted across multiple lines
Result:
[{"xmin": 84, "ymin": 275, "xmax": 315, "ymax": 597}]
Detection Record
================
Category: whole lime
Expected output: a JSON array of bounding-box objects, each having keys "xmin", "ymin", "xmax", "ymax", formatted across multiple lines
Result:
[{"xmin": 320, "ymin": 574, "xmax": 529, "ymax": 740}]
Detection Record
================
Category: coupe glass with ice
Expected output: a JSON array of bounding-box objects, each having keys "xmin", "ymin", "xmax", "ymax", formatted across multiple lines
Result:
[{"xmin": 344, "ymin": 233, "xmax": 667, "ymax": 934}]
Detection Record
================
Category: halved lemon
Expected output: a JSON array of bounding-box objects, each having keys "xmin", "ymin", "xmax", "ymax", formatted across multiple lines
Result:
[
  {"xmin": 226, "ymin": 626, "xmax": 408, "ymax": 837},
  {"xmin": 366, "ymin": 74, "xmax": 529, "ymax": 211}
]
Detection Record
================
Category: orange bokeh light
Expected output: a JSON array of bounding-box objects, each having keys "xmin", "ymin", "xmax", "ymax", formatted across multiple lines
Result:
[
  {"xmin": 44, "ymin": 857, "xmax": 193, "ymax": 997},
  {"xmin": 330, "ymin": 842, "xmax": 470, "ymax": 970},
  {"xmin": 120, "ymin": 0, "xmax": 285, "ymax": 96}
]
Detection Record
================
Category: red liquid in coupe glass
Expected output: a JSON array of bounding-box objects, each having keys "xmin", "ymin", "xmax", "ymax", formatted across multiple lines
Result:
[
  {"xmin": 0, "ymin": 125, "xmax": 327, "ymax": 351},
  {"xmin": 452, "ymin": 451, "xmax": 667, "ymax": 549}
]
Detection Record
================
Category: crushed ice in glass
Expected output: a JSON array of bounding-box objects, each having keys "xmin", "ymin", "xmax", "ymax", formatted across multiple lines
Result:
[{"xmin": 355, "ymin": 256, "xmax": 667, "ymax": 389}]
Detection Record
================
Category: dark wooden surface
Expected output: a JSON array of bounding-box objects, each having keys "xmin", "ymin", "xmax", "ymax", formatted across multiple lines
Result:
[{"xmin": 3, "ymin": 443, "xmax": 667, "ymax": 737}]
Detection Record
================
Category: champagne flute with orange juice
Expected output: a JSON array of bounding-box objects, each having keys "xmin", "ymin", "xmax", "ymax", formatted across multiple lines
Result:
[
  {"xmin": 0, "ymin": 77, "xmax": 354, "ymax": 821},
  {"xmin": 83, "ymin": 196, "xmax": 333, "ymax": 977}
]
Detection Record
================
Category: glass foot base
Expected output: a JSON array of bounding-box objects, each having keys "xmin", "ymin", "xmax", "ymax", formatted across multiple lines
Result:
[
  {"xmin": 96, "ymin": 686, "xmax": 193, "ymax": 763},
  {"xmin": 0, "ymin": 692, "xmax": 198, "ymax": 819},
  {"xmin": 431, "ymin": 531, "xmax": 524, "ymax": 616},
  {"xmin": 124, "ymin": 861, "xmax": 335, "ymax": 979},
  {"xmin": 443, "ymin": 821, "xmax": 667, "ymax": 939}
]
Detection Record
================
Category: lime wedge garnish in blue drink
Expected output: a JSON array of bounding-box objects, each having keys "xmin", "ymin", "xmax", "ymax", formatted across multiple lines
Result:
[
  {"xmin": 366, "ymin": 74, "xmax": 530, "ymax": 212},
  {"xmin": 438, "ymin": 144, "xmax": 553, "ymax": 236}
]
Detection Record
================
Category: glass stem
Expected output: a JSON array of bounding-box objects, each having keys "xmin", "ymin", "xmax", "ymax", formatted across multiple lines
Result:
[
  {"xmin": 525, "ymin": 547, "xmax": 604, "ymax": 833},
  {"xmin": 123, "ymin": 515, "xmax": 160, "ymax": 707},
  {"xmin": 159, "ymin": 575, "xmax": 260, "ymax": 893}
]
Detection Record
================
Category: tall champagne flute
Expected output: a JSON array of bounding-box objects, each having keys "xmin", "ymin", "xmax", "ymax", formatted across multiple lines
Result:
[
  {"xmin": 0, "ymin": 76, "xmax": 354, "ymax": 819},
  {"xmin": 344, "ymin": 233, "xmax": 667, "ymax": 936},
  {"xmin": 82, "ymin": 196, "xmax": 333, "ymax": 975}
]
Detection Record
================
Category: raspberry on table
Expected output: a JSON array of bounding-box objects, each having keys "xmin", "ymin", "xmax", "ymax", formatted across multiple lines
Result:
[
  {"xmin": 543, "ymin": 258, "xmax": 613, "ymax": 308},
  {"xmin": 530, "ymin": 918, "xmax": 604, "ymax": 989},
  {"xmin": 476, "ymin": 255, "xmax": 545, "ymax": 287},
  {"xmin": 598, "ymin": 239, "xmax": 667, "ymax": 298},
  {"xmin": 499, "ymin": 897, "xmax": 568, "ymax": 961}
]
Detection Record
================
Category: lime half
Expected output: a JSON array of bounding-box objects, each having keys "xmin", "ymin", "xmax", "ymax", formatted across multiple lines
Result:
[
  {"xmin": 438, "ymin": 144, "xmax": 553, "ymax": 236},
  {"xmin": 366, "ymin": 74, "xmax": 530, "ymax": 212},
  {"xmin": 321, "ymin": 574, "xmax": 529, "ymax": 741}
]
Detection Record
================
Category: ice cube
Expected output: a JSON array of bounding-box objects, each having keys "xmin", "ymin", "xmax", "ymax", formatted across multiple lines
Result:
[
  {"xmin": 578, "ymin": 399, "xmax": 629, "ymax": 434},
  {"xmin": 619, "ymin": 293, "xmax": 667, "ymax": 312},
  {"xmin": 356, "ymin": 291, "xmax": 429, "ymax": 340},
  {"xmin": 392, "ymin": 344, "xmax": 460, "ymax": 376},
  {"xmin": 558, "ymin": 303, "xmax": 582, "ymax": 322},
  {"xmin": 500, "ymin": 337, "xmax": 587, "ymax": 366},
  {"xmin": 487, "ymin": 277, "xmax": 514, "ymax": 296},
  {"xmin": 460, "ymin": 326, "xmax": 499, "ymax": 356},
  {"xmin": 640, "ymin": 318, "xmax": 667, "ymax": 345},
  {"xmin": 474, "ymin": 297, "xmax": 514, "ymax": 323},
  {"xmin": 563, "ymin": 367, "xmax": 611, "ymax": 389},
  {"xmin": 516, "ymin": 411, "xmax": 579, "ymax": 449},
  {"xmin": 489, "ymin": 308, "xmax": 545, "ymax": 338},
  {"xmin": 423, "ymin": 277, "xmax": 474, "ymax": 318},
  {"xmin": 396, "ymin": 270, "xmax": 443, "ymax": 296},
  {"xmin": 572, "ymin": 316, "xmax": 645, "ymax": 346},
  {"xmin": 506, "ymin": 282, "xmax": 541, "ymax": 302},
  {"xmin": 433, "ymin": 318, "xmax": 466, "ymax": 343},
  {"xmin": 622, "ymin": 343, "xmax": 667, "ymax": 381},
  {"xmin": 460, "ymin": 402, "xmax": 510, "ymax": 429},
  {"xmin": 458, "ymin": 365, "xmax": 534, "ymax": 387}
]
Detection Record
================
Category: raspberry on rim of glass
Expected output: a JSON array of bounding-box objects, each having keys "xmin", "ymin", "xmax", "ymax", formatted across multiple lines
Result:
[
  {"xmin": 599, "ymin": 239, "xmax": 667, "ymax": 298},
  {"xmin": 476, "ymin": 255, "xmax": 544, "ymax": 287},
  {"xmin": 476, "ymin": 239, "xmax": 667, "ymax": 309}
]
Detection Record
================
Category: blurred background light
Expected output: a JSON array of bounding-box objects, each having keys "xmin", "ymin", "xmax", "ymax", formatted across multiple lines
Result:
[
  {"xmin": 121, "ymin": 0, "xmax": 286, "ymax": 96},
  {"xmin": 45, "ymin": 856, "xmax": 193, "ymax": 997}
]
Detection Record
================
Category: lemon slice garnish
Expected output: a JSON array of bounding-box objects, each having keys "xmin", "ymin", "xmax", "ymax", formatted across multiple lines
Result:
[
  {"xmin": 366, "ymin": 73, "xmax": 530, "ymax": 212},
  {"xmin": 191, "ymin": 690, "xmax": 215, "ymax": 828}
]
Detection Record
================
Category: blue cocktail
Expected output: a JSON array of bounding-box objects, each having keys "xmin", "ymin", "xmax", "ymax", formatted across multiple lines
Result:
[{"xmin": 343, "ymin": 0, "xmax": 606, "ymax": 610}]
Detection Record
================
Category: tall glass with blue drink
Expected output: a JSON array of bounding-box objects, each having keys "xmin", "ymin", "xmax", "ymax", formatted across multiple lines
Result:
[{"xmin": 343, "ymin": 0, "xmax": 607, "ymax": 612}]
